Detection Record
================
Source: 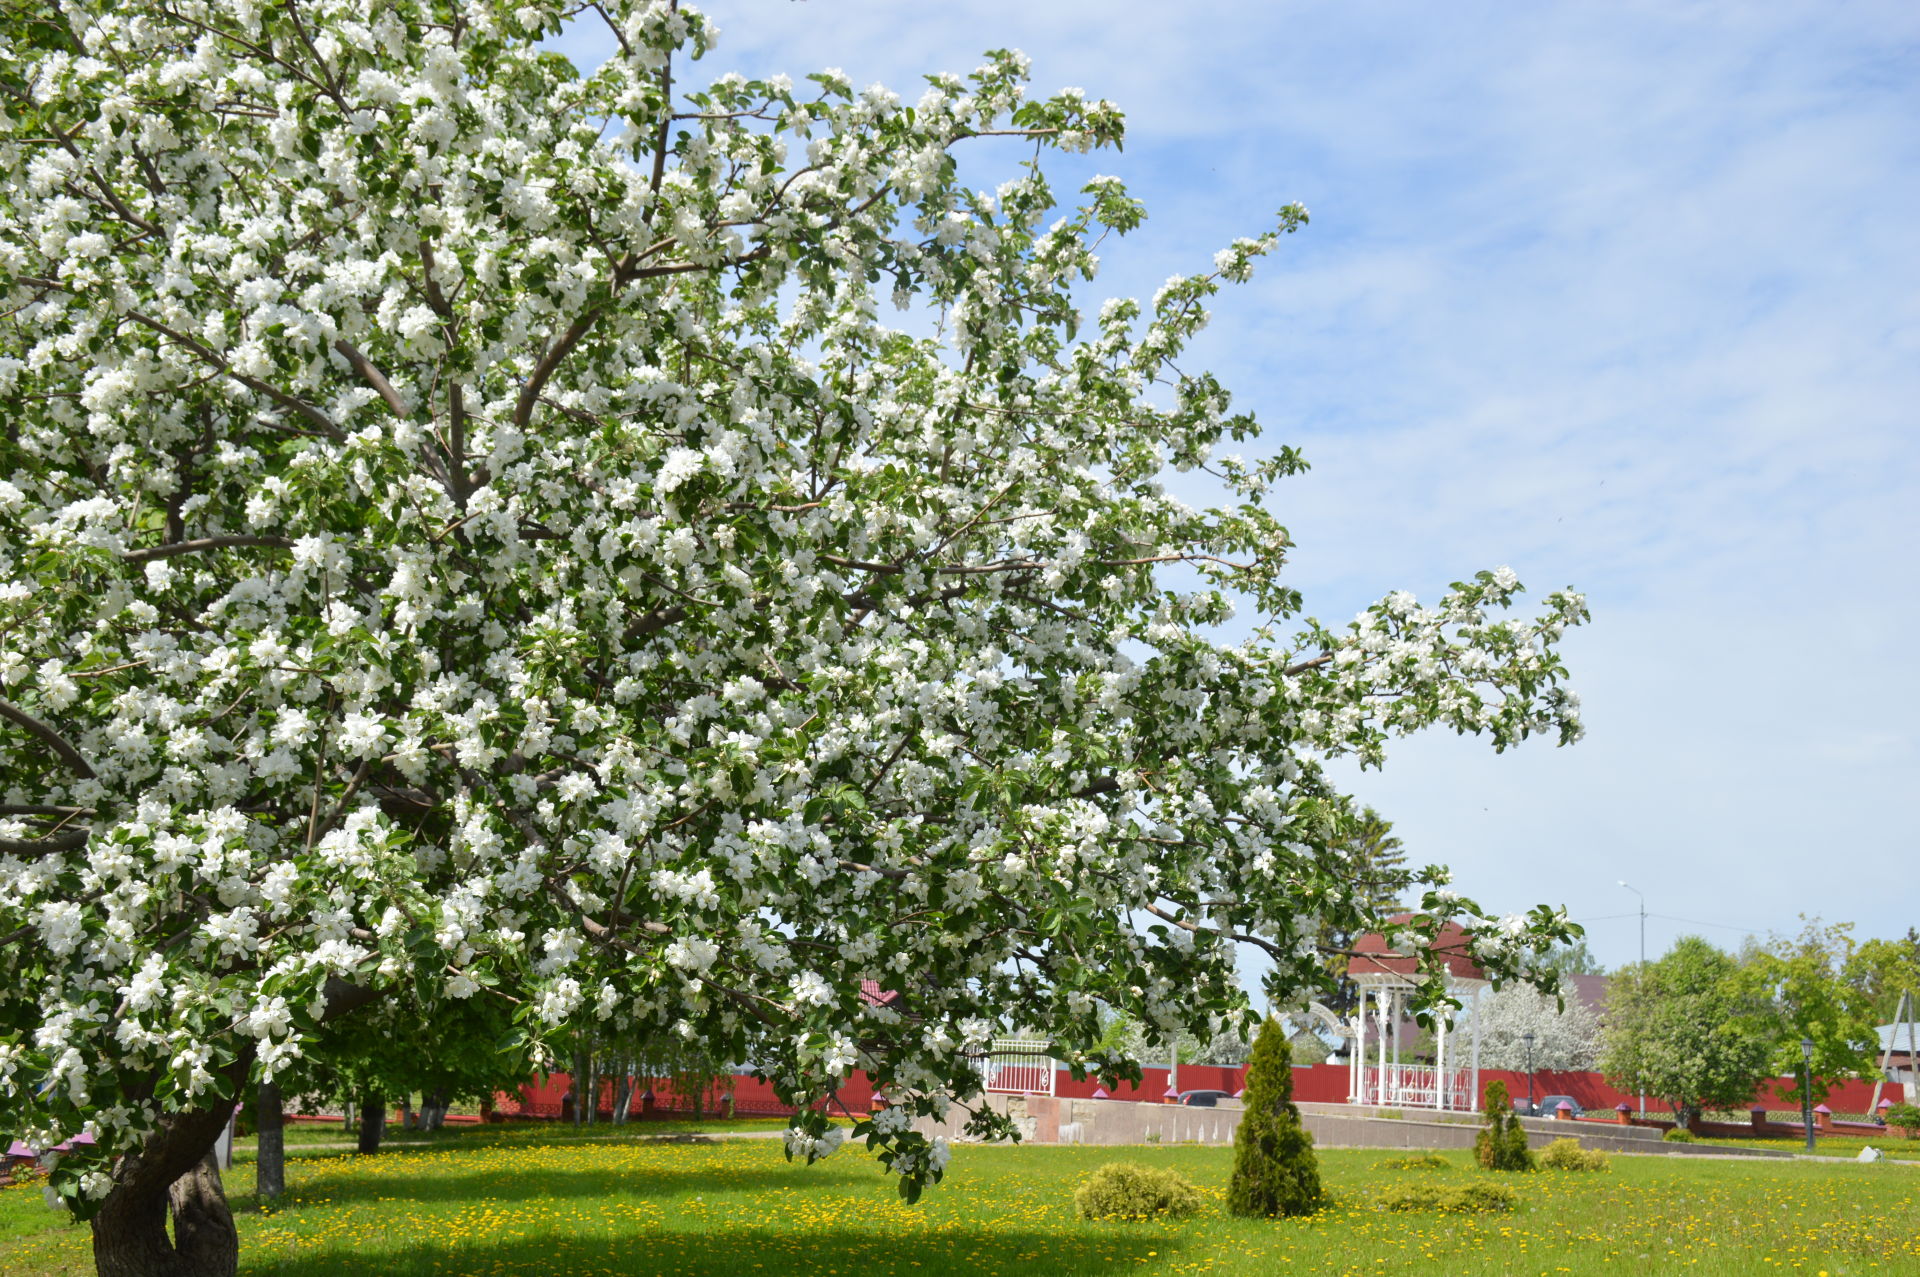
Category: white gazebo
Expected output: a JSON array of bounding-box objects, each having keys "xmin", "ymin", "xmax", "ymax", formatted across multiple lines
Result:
[{"xmin": 1345, "ymin": 917, "xmax": 1488, "ymax": 1113}]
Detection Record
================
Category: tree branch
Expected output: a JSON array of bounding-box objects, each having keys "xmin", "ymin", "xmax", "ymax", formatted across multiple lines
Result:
[
  {"xmin": 0, "ymin": 698, "xmax": 96, "ymax": 778},
  {"xmin": 332, "ymin": 339, "xmax": 408, "ymax": 417},
  {"xmin": 121, "ymin": 535, "xmax": 295, "ymax": 564}
]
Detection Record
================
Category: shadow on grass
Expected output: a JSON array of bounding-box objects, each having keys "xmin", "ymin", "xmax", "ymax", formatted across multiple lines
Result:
[
  {"xmin": 242, "ymin": 1225, "xmax": 1176, "ymax": 1276},
  {"xmin": 235, "ymin": 1161, "xmax": 865, "ymax": 1212}
]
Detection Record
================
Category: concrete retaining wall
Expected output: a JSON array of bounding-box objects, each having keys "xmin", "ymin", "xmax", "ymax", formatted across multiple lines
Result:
[{"xmin": 915, "ymin": 1094, "xmax": 1790, "ymax": 1158}]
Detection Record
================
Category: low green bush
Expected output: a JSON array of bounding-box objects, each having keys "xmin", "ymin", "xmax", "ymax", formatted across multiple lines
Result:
[
  {"xmin": 1375, "ymin": 1153, "xmax": 1452, "ymax": 1171},
  {"xmin": 1378, "ymin": 1181, "xmax": 1518, "ymax": 1214},
  {"xmin": 1073, "ymin": 1162, "xmax": 1204, "ymax": 1222},
  {"xmin": 1884, "ymin": 1103, "xmax": 1920, "ymax": 1135},
  {"xmin": 1539, "ymin": 1138, "xmax": 1610, "ymax": 1171},
  {"xmin": 1663, "ymin": 1128, "xmax": 1695, "ymax": 1143}
]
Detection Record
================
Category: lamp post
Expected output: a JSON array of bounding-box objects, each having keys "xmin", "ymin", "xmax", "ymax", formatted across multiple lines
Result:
[
  {"xmin": 1522, "ymin": 1031, "xmax": 1536, "ymax": 1112},
  {"xmin": 1619, "ymin": 880, "xmax": 1647, "ymax": 1116},
  {"xmin": 1800, "ymin": 1037, "xmax": 1816, "ymax": 1155}
]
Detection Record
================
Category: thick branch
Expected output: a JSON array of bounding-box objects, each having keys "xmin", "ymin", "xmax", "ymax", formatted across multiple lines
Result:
[
  {"xmin": 121, "ymin": 535, "xmax": 294, "ymax": 564},
  {"xmin": 333, "ymin": 339, "xmax": 408, "ymax": 417},
  {"xmin": 0, "ymin": 829, "xmax": 88, "ymax": 856},
  {"xmin": 0, "ymin": 698, "xmax": 96, "ymax": 778}
]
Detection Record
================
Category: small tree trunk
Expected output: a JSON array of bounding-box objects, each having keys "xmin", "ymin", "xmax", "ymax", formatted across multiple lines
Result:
[
  {"xmin": 254, "ymin": 1082, "xmax": 285, "ymax": 1204},
  {"xmin": 572, "ymin": 1051, "xmax": 588, "ymax": 1126},
  {"xmin": 356, "ymin": 1096, "xmax": 384, "ymax": 1155},
  {"xmin": 398, "ymin": 1094, "xmax": 415, "ymax": 1131},
  {"xmin": 90, "ymin": 1106, "xmax": 240, "ymax": 1277}
]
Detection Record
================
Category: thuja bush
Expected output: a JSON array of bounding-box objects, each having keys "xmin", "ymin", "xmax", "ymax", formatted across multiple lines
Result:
[
  {"xmin": 1475, "ymin": 1080, "xmax": 1535, "ymax": 1171},
  {"xmin": 1539, "ymin": 1137, "xmax": 1610, "ymax": 1171},
  {"xmin": 1073, "ymin": 1163, "xmax": 1203, "ymax": 1221},
  {"xmin": 1228, "ymin": 1017, "xmax": 1325, "ymax": 1217}
]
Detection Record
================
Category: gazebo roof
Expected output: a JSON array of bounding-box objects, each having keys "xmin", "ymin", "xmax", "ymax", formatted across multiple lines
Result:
[{"xmin": 1347, "ymin": 915, "xmax": 1488, "ymax": 985}]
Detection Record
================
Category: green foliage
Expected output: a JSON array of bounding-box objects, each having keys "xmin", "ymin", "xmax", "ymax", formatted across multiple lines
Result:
[
  {"xmin": 1602, "ymin": 936, "xmax": 1776, "ymax": 1127},
  {"xmin": 1377, "ymin": 1181, "xmax": 1519, "ymax": 1213},
  {"xmin": 1474, "ymin": 1080, "xmax": 1535, "ymax": 1172},
  {"xmin": 1848, "ymin": 929, "xmax": 1920, "ymax": 1021},
  {"xmin": 1883, "ymin": 1102, "xmax": 1920, "ymax": 1134},
  {"xmin": 1738, "ymin": 918, "xmax": 1881, "ymax": 1103},
  {"xmin": 1228, "ymin": 1018, "xmax": 1325, "ymax": 1218},
  {"xmin": 1663, "ymin": 1128, "xmax": 1696, "ymax": 1143},
  {"xmin": 1072, "ymin": 1162, "xmax": 1203, "ymax": 1221},
  {"xmin": 1375, "ymin": 1153, "xmax": 1453, "ymax": 1171},
  {"xmin": 1539, "ymin": 1138, "xmax": 1610, "ymax": 1171}
]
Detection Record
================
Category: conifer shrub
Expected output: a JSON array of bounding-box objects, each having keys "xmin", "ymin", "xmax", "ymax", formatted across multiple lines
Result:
[
  {"xmin": 1228, "ymin": 1017, "xmax": 1326, "ymax": 1217},
  {"xmin": 1377, "ymin": 1181, "xmax": 1518, "ymax": 1213},
  {"xmin": 1073, "ymin": 1162, "xmax": 1203, "ymax": 1221},
  {"xmin": 1539, "ymin": 1137, "xmax": 1610, "ymax": 1171},
  {"xmin": 1474, "ymin": 1080, "xmax": 1535, "ymax": 1171}
]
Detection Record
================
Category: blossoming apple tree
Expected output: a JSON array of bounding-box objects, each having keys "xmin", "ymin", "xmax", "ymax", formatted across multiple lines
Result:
[{"xmin": 0, "ymin": 2, "xmax": 1587, "ymax": 1272}]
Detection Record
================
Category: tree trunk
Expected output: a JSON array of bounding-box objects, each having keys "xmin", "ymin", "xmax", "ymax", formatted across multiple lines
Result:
[
  {"xmin": 612, "ymin": 1066, "xmax": 634, "ymax": 1125},
  {"xmin": 254, "ymin": 1083, "xmax": 284, "ymax": 1204},
  {"xmin": 356, "ymin": 1096, "xmax": 384, "ymax": 1155},
  {"xmin": 89, "ymin": 1106, "xmax": 240, "ymax": 1277}
]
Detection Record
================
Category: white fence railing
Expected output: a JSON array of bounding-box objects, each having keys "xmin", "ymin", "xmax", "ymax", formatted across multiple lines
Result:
[
  {"xmin": 1359, "ymin": 1064, "xmax": 1474, "ymax": 1112},
  {"xmin": 979, "ymin": 1038, "xmax": 1057, "ymax": 1095}
]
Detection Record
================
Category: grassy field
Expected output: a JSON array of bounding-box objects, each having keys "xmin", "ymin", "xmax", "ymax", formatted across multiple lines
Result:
[
  {"xmin": 3, "ymin": 1135, "xmax": 1916, "ymax": 1276},
  {"xmin": 231, "ymin": 1116, "xmax": 792, "ymax": 1152},
  {"xmin": 1689, "ymin": 1132, "xmax": 1920, "ymax": 1162}
]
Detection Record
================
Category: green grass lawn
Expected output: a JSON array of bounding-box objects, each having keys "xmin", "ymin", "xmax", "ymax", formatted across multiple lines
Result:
[
  {"xmin": 1687, "ymin": 1132, "xmax": 1920, "ymax": 1162},
  {"xmin": 234, "ymin": 1116, "xmax": 792, "ymax": 1152},
  {"xmin": 3, "ymin": 1137, "xmax": 1916, "ymax": 1276}
]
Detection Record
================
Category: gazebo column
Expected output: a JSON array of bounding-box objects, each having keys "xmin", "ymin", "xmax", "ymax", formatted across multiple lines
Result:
[
  {"xmin": 1351, "ymin": 1004, "xmax": 1365, "ymax": 1104},
  {"xmin": 1470, "ymin": 984, "xmax": 1484, "ymax": 1110},
  {"xmin": 1378, "ymin": 987, "xmax": 1390, "ymax": 1104}
]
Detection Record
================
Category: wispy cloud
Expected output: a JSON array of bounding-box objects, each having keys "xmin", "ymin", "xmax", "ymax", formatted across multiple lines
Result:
[{"xmin": 570, "ymin": 1, "xmax": 1920, "ymax": 965}]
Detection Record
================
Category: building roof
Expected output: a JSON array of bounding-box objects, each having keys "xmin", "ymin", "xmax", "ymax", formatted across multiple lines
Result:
[
  {"xmin": 1348, "ymin": 915, "xmax": 1488, "ymax": 984},
  {"xmin": 859, "ymin": 979, "xmax": 902, "ymax": 1008}
]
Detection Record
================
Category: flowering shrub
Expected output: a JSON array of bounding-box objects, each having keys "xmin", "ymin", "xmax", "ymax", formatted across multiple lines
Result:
[
  {"xmin": 1378, "ymin": 1180, "xmax": 1518, "ymax": 1213},
  {"xmin": 1073, "ymin": 1161, "xmax": 1203, "ymax": 1221},
  {"xmin": 0, "ymin": 0, "xmax": 1586, "ymax": 1264},
  {"xmin": 1539, "ymin": 1138, "xmax": 1609, "ymax": 1171}
]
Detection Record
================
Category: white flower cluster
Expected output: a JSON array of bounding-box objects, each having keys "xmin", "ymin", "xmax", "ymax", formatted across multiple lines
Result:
[{"xmin": 783, "ymin": 1123, "xmax": 846, "ymax": 1161}]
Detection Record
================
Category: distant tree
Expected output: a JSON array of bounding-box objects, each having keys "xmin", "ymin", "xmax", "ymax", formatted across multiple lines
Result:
[
  {"xmin": 1600, "ymin": 937, "xmax": 1773, "ymax": 1128},
  {"xmin": 1471, "ymin": 982, "xmax": 1602, "ymax": 1071},
  {"xmin": 1316, "ymin": 806, "xmax": 1408, "ymax": 1017},
  {"xmin": 1738, "ymin": 918, "xmax": 1880, "ymax": 1103},
  {"xmin": 1539, "ymin": 939, "xmax": 1605, "ymax": 979},
  {"xmin": 1850, "ymin": 929, "xmax": 1920, "ymax": 1022},
  {"xmin": 1228, "ymin": 1019, "xmax": 1323, "ymax": 1217}
]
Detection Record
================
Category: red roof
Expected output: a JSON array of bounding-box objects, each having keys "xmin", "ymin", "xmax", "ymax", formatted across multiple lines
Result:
[
  {"xmin": 859, "ymin": 979, "xmax": 902, "ymax": 1008},
  {"xmin": 1348, "ymin": 915, "xmax": 1487, "ymax": 982}
]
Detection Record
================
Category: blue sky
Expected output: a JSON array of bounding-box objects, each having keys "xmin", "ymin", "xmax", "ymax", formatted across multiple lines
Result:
[{"xmin": 559, "ymin": 2, "xmax": 1920, "ymax": 971}]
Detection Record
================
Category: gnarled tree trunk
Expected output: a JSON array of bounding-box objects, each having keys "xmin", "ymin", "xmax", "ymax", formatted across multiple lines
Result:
[{"xmin": 89, "ymin": 1105, "xmax": 239, "ymax": 1277}]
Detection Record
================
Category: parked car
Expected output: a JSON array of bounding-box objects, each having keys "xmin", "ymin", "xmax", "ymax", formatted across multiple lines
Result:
[
  {"xmin": 1178, "ymin": 1089, "xmax": 1233, "ymax": 1107},
  {"xmin": 1537, "ymin": 1095, "xmax": 1584, "ymax": 1118}
]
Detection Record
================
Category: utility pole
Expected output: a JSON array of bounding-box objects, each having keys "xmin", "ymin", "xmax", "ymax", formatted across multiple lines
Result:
[{"xmin": 1619, "ymin": 881, "xmax": 1646, "ymax": 1116}]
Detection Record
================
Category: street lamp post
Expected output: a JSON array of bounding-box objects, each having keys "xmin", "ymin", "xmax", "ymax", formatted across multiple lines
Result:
[
  {"xmin": 1800, "ymin": 1038, "xmax": 1816, "ymax": 1155},
  {"xmin": 1619, "ymin": 880, "xmax": 1647, "ymax": 1116},
  {"xmin": 1523, "ymin": 1031, "xmax": 1536, "ymax": 1112}
]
